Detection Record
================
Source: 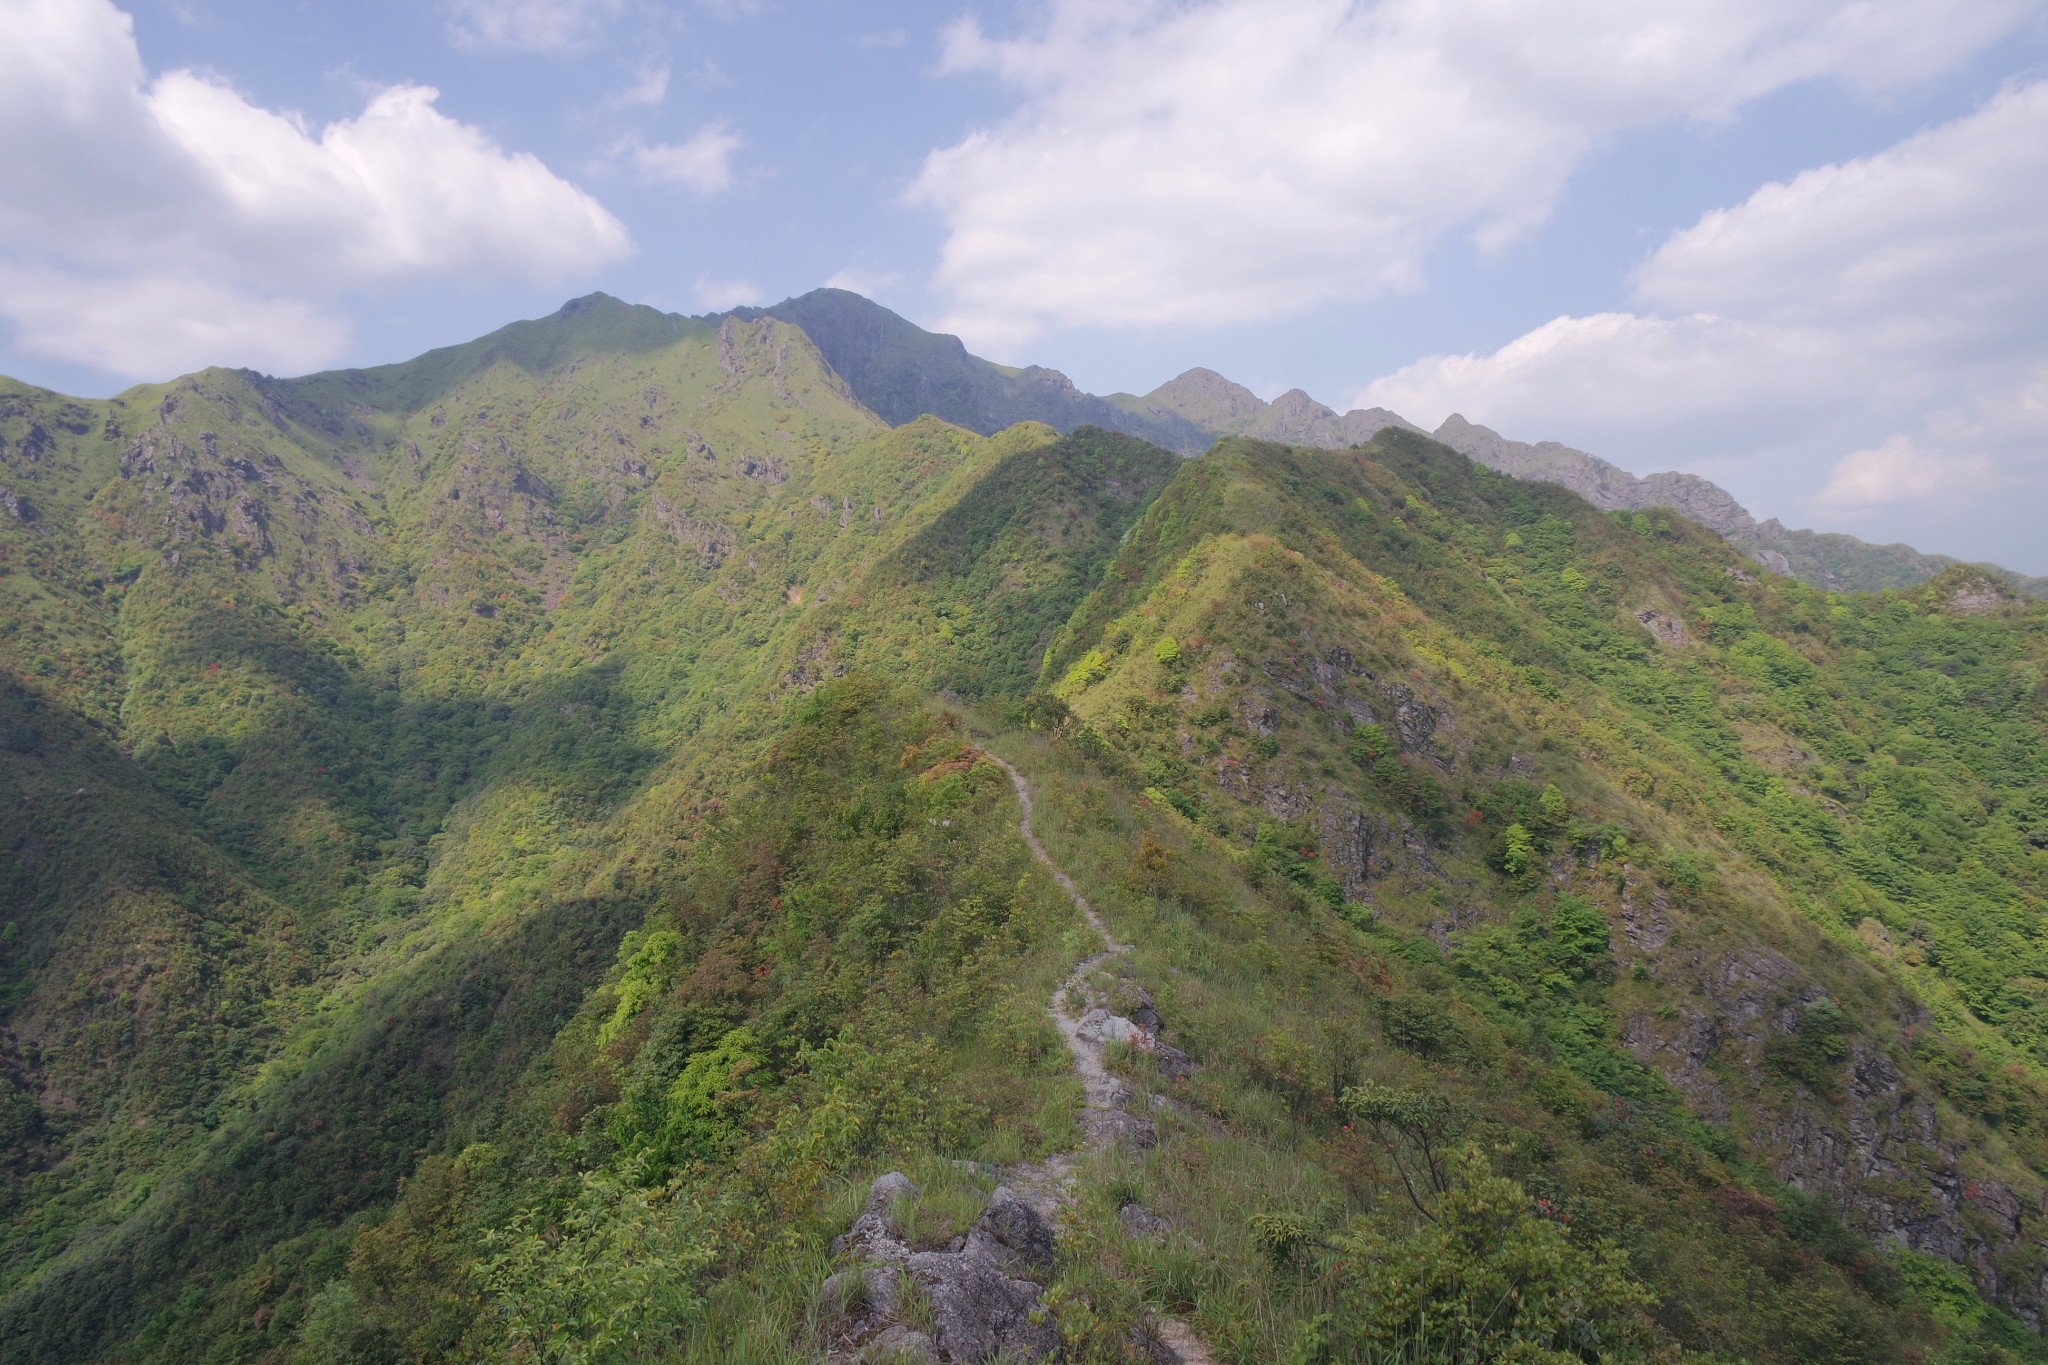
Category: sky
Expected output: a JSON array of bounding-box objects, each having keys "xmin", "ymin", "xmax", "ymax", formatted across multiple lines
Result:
[{"xmin": 3, "ymin": 0, "xmax": 2046, "ymax": 573}]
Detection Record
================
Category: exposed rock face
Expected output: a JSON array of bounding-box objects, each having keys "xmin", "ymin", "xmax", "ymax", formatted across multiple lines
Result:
[
  {"xmin": 831, "ymin": 1171, "xmax": 919, "ymax": 1264},
  {"xmin": 1635, "ymin": 607, "xmax": 1688, "ymax": 648},
  {"xmin": 964, "ymin": 1186, "xmax": 1057, "ymax": 1273},
  {"xmin": 1616, "ymin": 927, "xmax": 2048, "ymax": 1326},
  {"xmin": 822, "ymin": 1174, "xmax": 1058, "ymax": 1363},
  {"xmin": 905, "ymin": 1248, "xmax": 1057, "ymax": 1364},
  {"xmin": 1945, "ymin": 572, "xmax": 2018, "ymax": 615}
]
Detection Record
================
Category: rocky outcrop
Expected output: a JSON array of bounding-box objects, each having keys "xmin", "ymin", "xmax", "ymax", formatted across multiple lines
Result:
[
  {"xmin": 1618, "ymin": 932, "xmax": 2048, "ymax": 1325},
  {"xmin": 818, "ymin": 753, "xmax": 1215, "ymax": 1362},
  {"xmin": 821, "ymin": 1173, "xmax": 1059, "ymax": 1363},
  {"xmin": 1634, "ymin": 607, "xmax": 1688, "ymax": 648}
]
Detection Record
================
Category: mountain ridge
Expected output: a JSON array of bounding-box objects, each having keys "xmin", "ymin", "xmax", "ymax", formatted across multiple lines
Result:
[
  {"xmin": 3, "ymin": 291, "xmax": 2046, "ymax": 1361},
  {"xmin": 154, "ymin": 285, "xmax": 2030, "ymax": 599},
  {"xmin": 718, "ymin": 289, "xmax": 2043, "ymax": 598}
]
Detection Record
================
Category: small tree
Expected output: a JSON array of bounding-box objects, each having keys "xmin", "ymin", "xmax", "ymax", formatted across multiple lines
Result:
[
  {"xmin": 1501, "ymin": 822, "xmax": 1540, "ymax": 887},
  {"xmin": 1538, "ymin": 782, "xmax": 1571, "ymax": 832},
  {"xmin": 1339, "ymin": 1082, "xmax": 1472, "ymax": 1221}
]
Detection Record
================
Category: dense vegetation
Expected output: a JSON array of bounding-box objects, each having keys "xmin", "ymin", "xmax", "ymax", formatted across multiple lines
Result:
[{"xmin": 1, "ymin": 297, "xmax": 2045, "ymax": 1362}]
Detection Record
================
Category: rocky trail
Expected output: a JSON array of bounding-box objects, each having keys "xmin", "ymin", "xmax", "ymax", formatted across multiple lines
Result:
[{"xmin": 818, "ymin": 750, "xmax": 1217, "ymax": 1364}]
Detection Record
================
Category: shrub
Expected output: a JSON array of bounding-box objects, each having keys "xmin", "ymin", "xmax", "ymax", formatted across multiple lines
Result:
[
  {"xmin": 1500, "ymin": 822, "xmax": 1539, "ymax": 886},
  {"xmin": 1320, "ymin": 1147, "xmax": 1656, "ymax": 1361}
]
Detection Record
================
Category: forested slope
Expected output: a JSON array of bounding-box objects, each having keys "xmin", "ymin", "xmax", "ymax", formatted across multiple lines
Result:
[{"xmin": 1, "ymin": 299, "xmax": 2045, "ymax": 1363}]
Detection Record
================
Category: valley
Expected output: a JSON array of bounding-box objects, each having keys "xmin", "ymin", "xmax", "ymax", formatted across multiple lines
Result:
[{"xmin": 0, "ymin": 292, "xmax": 2044, "ymax": 1363}]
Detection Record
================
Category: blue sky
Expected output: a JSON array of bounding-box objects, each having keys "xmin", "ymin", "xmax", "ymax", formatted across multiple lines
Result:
[{"xmin": 4, "ymin": 0, "xmax": 2046, "ymax": 572}]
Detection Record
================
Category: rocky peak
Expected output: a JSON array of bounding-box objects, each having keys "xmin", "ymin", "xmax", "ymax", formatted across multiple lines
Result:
[
  {"xmin": 1143, "ymin": 367, "xmax": 1267, "ymax": 430},
  {"xmin": 1433, "ymin": 414, "xmax": 1756, "ymax": 538}
]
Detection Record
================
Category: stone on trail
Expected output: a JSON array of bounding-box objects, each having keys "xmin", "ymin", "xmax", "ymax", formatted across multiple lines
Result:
[
  {"xmin": 862, "ymin": 1324, "xmax": 940, "ymax": 1363},
  {"xmin": 1083, "ymin": 1106, "xmax": 1158, "ymax": 1151},
  {"xmin": 963, "ymin": 1185, "xmax": 1057, "ymax": 1273},
  {"xmin": 833, "ymin": 1172, "xmax": 917, "ymax": 1261},
  {"xmin": 904, "ymin": 1249, "xmax": 1058, "ymax": 1362},
  {"xmin": 1118, "ymin": 1201, "xmax": 1173, "ymax": 1243},
  {"xmin": 1076, "ymin": 1007, "xmax": 1148, "ymax": 1046}
]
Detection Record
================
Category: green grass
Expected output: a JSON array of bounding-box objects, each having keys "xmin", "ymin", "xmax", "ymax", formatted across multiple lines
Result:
[{"xmin": 2, "ymin": 301, "xmax": 2046, "ymax": 1364}]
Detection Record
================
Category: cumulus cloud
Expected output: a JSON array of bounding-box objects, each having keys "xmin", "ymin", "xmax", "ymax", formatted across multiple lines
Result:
[
  {"xmin": 1365, "ymin": 313, "xmax": 1854, "ymax": 436},
  {"xmin": 911, "ymin": 0, "xmax": 2037, "ymax": 350},
  {"xmin": 446, "ymin": 0, "xmax": 626, "ymax": 52},
  {"xmin": 1636, "ymin": 81, "xmax": 2048, "ymax": 345},
  {"xmin": 627, "ymin": 123, "xmax": 743, "ymax": 194},
  {"xmin": 691, "ymin": 274, "xmax": 761, "ymax": 310},
  {"xmin": 1356, "ymin": 81, "xmax": 2048, "ymax": 549},
  {"xmin": 1816, "ymin": 436, "xmax": 1991, "ymax": 509},
  {"xmin": 0, "ymin": 0, "xmax": 630, "ymax": 379},
  {"xmin": 0, "ymin": 267, "xmax": 350, "ymax": 379}
]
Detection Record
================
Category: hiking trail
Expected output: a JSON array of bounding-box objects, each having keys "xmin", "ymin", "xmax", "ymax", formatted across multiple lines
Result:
[
  {"xmin": 984, "ymin": 750, "xmax": 1218, "ymax": 1365},
  {"xmin": 819, "ymin": 747, "xmax": 1218, "ymax": 1363}
]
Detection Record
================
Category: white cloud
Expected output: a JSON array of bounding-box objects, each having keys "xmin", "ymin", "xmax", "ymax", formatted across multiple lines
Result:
[
  {"xmin": 627, "ymin": 123, "xmax": 743, "ymax": 194},
  {"xmin": 822, "ymin": 267, "xmax": 904, "ymax": 298},
  {"xmin": 1635, "ymin": 81, "xmax": 2048, "ymax": 346},
  {"xmin": 0, "ymin": 267, "xmax": 349, "ymax": 377},
  {"xmin": 607, "ymin": 63, "xmax": 669, "ymax": 110},
  {"xmin": 691, "ymin": 273, "xmax": 761, "ymax": 310},
  {"xmin": 446, "ymin": 0, "xmax": 626, "ymax": 52},
  {"xmin": 149, "ymin": 77, "xmax": 631, "ymax": 281},
  {"xmin": 0, "ymin": 0, "xmax": 629, "ymax": 380},
  {"xmin": 1365, "ymin": 312, "xmax": 1841, "ymax": 434},
  {"xmin": 1355, "ymin": 81, "xmax": 2048, "ymax": 553},
  {"xmin": 911, "ymin": 0, "xmax": 2038, "ymax": 350},
  {"xmin": 1816, "ymin": 435, "xmax": 1991, "ymax": 510}
]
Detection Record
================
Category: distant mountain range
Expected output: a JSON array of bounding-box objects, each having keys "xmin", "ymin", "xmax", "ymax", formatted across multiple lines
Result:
[{"xmin": 746, "ymin": 288, "xmax": 2043, "ymax": 598}]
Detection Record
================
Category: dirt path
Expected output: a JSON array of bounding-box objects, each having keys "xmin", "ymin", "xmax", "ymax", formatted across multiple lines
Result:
[{"xmin": 981, "ymin": 750, "xmax": 1220, "ymax": 1365}]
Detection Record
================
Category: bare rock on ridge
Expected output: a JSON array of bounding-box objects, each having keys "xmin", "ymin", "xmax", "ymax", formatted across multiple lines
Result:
[{"xmin": 824, "ymin": 1174, "xmax": 1059, "ymax": 1362}]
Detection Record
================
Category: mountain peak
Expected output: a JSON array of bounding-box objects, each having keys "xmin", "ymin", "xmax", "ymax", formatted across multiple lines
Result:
[
  {"xmin": 741, "ymin": 290, "xmax": 1207, "ymax": 450},
  {"xmin": 1142, "ymin": 370, "xmax": 1420, "ymax": 449},
  {"xmin": 1267, "ymin": 388, "xmax": 1338, "ymax": 421},
  {"xmin": 1144, "ymin": 368, "xmax": 1266, "ymax": 429},
  {"xmin": 555, "ymin": 291, "xmax": 627, "ymax": 316}
]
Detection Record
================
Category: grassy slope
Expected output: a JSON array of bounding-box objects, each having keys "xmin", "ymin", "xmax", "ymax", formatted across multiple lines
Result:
[
  {"xmin": 0, "ymin": 288, "xmax": 1197, "ymax": 1357},
  {"xmin": 0, "ymin": 309, "xmax": 916, "ymax": 1356},
  {"xmin": 268, "ymin": 427, "xmax": 2047, "ymax": 1364},
  {"xmin": 4, "ymin": 292, "xmax": 2046, "ymax": 1364},
  {"xmin": 1036, "ymin": 432, "xmax": 2048, "ymax": 1345}
]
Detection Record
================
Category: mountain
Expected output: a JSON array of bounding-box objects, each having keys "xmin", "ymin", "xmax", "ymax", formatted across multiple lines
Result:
[
  {"xmin": 2, "ymin": 293, "xmax": 2047, "ymax": 1363},
  {"xmin": 1112, "ymin": 365, "xmax": 1422, "ymax": 449},
  {"xmin": 718, "ymin": 292, "xmax": 2039, "ymax": 599},
  {"xmin": 1430, "ymin": 413, "xmax": 2048, "ymax": 598},
  {"xmin": 737, "ymin": 288, "xmax": 1212, "ymax": 453}
]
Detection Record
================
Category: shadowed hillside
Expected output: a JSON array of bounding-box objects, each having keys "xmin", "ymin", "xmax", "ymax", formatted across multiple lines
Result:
[{"xmin": 0, "ymin": 298, "xmax": 2045, "ymax": 1363}]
